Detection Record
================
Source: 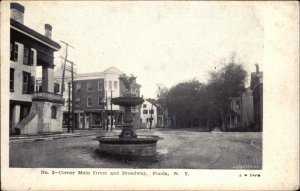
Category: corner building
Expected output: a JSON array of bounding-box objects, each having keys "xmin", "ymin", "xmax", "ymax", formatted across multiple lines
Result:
[{"xmin": 9, "ymin": 3, "xmax": 63, "ymax": 135}]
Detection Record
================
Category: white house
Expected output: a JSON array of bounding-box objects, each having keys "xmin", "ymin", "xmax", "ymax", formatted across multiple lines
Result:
[{"xmin": 140, "ymin": 99, "xmax": 158, "ymax": 128}]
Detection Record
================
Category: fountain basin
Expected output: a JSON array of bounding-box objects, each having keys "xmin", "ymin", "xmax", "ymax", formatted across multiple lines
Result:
[{"xmin": 96, "ymin": 135, "xmax": 160, "ymax": 157}]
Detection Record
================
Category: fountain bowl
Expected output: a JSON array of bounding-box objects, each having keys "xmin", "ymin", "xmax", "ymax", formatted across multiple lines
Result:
[
  {"xmin": 111, "ymin": 97, "xmax": 144, "ymax": 107},
  {"xmin": 96, "ymin": 135, "xmax": 160, "ymax": 157}
]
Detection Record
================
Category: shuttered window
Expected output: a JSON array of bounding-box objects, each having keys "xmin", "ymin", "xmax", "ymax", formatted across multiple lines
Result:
[
  {"xmin": 23, "ymin": 47, "xmax": 29, "ymax": 65},
  {"xmin": 10, "ymin": 68, "xmax": 14, "ymax": 92},
  {"xmin": 22, "ymin": 73, "xmax": 29, "ymax": 93},
  {"xmin": 30, "ymin": 49, "xmax": 34, "ymax": 66},
  {"xmin": 14, "ymin": 44, "xmax": 18, "ymax": 61}
]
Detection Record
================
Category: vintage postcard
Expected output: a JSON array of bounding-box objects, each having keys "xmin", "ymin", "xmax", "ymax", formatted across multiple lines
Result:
[{"xmin": 1, "ymin": 1, "xmax": 299, "ymax": 190}]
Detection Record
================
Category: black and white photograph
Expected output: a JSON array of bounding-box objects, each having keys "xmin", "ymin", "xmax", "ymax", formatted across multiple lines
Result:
[{"xmin": 1, "ymin": 1, "xmax": 299, "ymax": 190}]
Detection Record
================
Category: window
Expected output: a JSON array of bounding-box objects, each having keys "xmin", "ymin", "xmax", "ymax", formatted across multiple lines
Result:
[
  {"xmin": 98, "ymin": 81, "xmax": 103, "ymax": 91},
  {"xmin": 75, "ymin": 98, "xmax": 80, "ymax": 107},
  {"xmin": 22, "ymin": 72, "xmax": 30, "ymax": 94},
  {"xmin": 143, "ymin": 104, "xmax": 147, "ymax": 108},
  {"xmin": 143, "ymin": 110, "xmax": 148, "ymax": 114},
  {"xmin": 10, "ymin": 68, "xmax": 14, "ymax": 92},
  {"xmin": 30, "ymin": 49, "xmax": 34, "ymax": 65},
  {"xmin": 76, "ymin": 82, "xmax": 81, "ymax": 92},
  {"xmin": 114, "ymin": 81, "xmax": 118, "ymax": 89},
  {"xmin": 87, "ymin": 97, "xmax": 92, "ymax": 107},
  {"xmin": 104, "ymin": 81, "xmax": 107, "ymax": 90},
  {"xmin": 54, "ymin": 83, "xmax": 60, "ymax": 94},
  {"xmin": 98, "ymin": 97, "xmax": 103, "ymax": 106},
  {"xmin": 14, "ymin": 44, "xmax": 18, "ymax": 61},
  {"xmin": 109, "ymin": 81, "xmax": 112, "ymax": 90},
  {"xmin": 51, "ymin": 106, "xmax": 57, "ymax": 119},
  {"xmin": 87, "ymin": 82, "xmax": 92, "ymax": 91},
  {"xmin": 23, "ymin": 47, "xmax": 29, "ymax": 65}
]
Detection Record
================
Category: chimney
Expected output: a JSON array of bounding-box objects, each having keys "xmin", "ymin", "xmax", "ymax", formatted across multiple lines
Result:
[
  {"xmin": 10, "ymin": 3, "xmax": 25, "ymax": 24},
  {"xmin": 255, "ymin": 63, "xmax": 259, "ymax": 73},
  {"xmin": 44, "ymin": 24, "xmax": 52, "ymax": 38}
]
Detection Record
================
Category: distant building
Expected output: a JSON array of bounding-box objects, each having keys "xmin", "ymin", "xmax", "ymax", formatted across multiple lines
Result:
[
  {"xmin": 9, "ymin": 3, "xmax": 62, "ymax": 135},
  {"xmin": 140, "ymin": 99, "xmax": 160, "ymax": 128},
  {"xmin": 227, "ymin": 88, "xmax": 254, "ymax": 131},
  {"xmin": 227, "ymin": 97, "xmax": 243, "ymax": 130},
  {"xmin": 250, "ymin": 64, "xmax": 263, "ymax": 131}
]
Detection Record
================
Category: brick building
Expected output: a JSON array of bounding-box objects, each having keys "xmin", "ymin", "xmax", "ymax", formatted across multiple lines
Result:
[{"xmin": 55, "ymin": 66, "xmax": 141, "ymax": 129}]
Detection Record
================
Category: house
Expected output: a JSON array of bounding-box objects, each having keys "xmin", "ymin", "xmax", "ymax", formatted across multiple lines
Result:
[
  {"xmin": 140, "ymin": 99, "xmax": 159, "ymax": 128},
  {"xmin": 226, "ymin": 97, "xmax": 243, "ymax": 130},
  {"xmin": 9, "ymin": 3, "xmax": 62, "ymax": 135},
  {"xmin": 226, "ymin": 88, "xmax": 254, "ymax": 131},
  {"xmin": 250, "ymin": 64, "xmax": 263, "ymax": 131}
]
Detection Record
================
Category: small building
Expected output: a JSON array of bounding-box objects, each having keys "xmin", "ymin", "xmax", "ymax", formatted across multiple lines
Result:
[
  {"xmin": 227, "ymin": 97, "xmax": 242, "ymax": 130},
  {"xmin": 226, "ymin": 88, "xmax": 254, "ymax": 131},
  {"xmin": 140, "ymin": 99, "xmax": 158, "ymax": 128},
  {"xmin": 9, "ymin": 3, "xmax": 62, "ymax": 135}
]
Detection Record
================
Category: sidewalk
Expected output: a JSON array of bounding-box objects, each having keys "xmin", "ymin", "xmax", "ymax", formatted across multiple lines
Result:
[{"xmin": 10, "ymin": 129, "xmax": 102, "ymax": 143}]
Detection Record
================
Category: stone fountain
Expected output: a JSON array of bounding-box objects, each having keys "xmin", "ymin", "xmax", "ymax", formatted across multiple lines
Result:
[{"xmin": 96, "ymin": 75, "xmax": 160, "ymax": 157}]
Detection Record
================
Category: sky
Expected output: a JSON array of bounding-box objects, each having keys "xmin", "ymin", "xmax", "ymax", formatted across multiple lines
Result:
[{"xmin": 18, "ymin": 1, "xmax": 264, "ymax": 98}]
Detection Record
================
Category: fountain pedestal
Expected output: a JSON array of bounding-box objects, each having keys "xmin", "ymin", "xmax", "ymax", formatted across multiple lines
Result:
[
  {"xmin": 119, "ymin": 107, "xmax": 137, "ymax": 138},
  {"xmin": 96, "ymin": 97, "xmax": 160, "ymax": 157}
]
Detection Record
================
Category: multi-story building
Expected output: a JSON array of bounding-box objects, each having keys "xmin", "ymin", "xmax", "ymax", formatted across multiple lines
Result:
[
  {"xmin": 55, "ymin": 66, "xmax": 141, "ymax": 129},
  {"xmin": 73, "ymin": 75, "xmax": 106, "ymax": 129},
  {"xmin": 227, "ymin": 87, "xmax": 254, "ymax": 131},
  {"xmin": 9, "ymin": 3, "xmax": 63, "ymax": 135}
]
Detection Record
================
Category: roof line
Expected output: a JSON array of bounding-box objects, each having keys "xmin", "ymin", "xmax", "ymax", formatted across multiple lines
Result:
[{"xmin": 11, "ymin": 26, "xmax": 60, "ymax": 51}]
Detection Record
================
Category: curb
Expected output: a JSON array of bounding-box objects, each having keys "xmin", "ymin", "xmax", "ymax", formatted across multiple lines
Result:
[{"xmin": 10, "ymin": 134, "xmax": 96, "ymax": 143}]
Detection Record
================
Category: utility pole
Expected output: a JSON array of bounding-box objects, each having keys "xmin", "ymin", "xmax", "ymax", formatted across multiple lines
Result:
[
  {"xmin": 68, "ymin": 82, "xmax": 71, "ymax": 133},
  {"xmin": 71, "ymin": 61, "xmax": 75, "ymax": 133},
  {"xmin": 106, "ymin": 91, "xmax": 108, "ymax": 131},
  {"xmin": 60, "ymin": 41, "xmax": 74, "ymax": 95},
  {"xmin": 111, "ymin": 90, "xmax": 113, "ymax": 132},
  {"xmin": 61, "ymin": 58, "xmax": 77, "ymax": 133},
  {"xmin": 150, "ymin": 101, "xmax": 153, "ymax": 130}
]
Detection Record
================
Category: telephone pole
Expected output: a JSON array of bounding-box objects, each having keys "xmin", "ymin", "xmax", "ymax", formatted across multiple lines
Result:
[
  {"xmin": 60, "ymin": 41, "xmax": 74, "ymax": 95},
  {"xmin": 68, "ymin": 82, "xmax": 71, "ymax": 133},
  {"xmin": 71, "ymin": 61, "xmax": 75, "ymax": 133},
  {"xmin": 150, "ymin": 101, "xmax": 153, "ymax": 130},
  {"xmin": 110, "ymin": 90, "xmax": 113, "ymax": 132},
  {"xmin": 106, "ymin": 91, "xmax": 108, "ymax": 131},
  {"xmin": 61, "ymin": 58, "xmax": 77, "ymax": 133}
]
